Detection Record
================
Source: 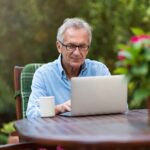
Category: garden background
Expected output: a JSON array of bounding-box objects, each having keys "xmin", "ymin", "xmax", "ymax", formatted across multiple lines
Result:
[{"xmin": 0, "ymin": 0, "xmax": 150, "ymax": 142}]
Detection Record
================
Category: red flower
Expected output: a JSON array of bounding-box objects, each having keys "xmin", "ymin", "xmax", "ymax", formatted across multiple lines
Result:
[
  {"xmin": 130, "ymin": 35, "xmax": 150, "ymax": 43},
  {"xmin": 117, "ymin": 50, "xmax": 126, "ymax": 61}
]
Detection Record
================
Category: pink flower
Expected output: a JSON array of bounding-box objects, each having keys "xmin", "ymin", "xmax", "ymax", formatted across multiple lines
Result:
[
  {"xmin": 130, "ymin": 34, "xmax": 150, "ymax": 43},
  {"xmin": 117, "ymin": 50, "xmax": 126, "ymax": 61}
]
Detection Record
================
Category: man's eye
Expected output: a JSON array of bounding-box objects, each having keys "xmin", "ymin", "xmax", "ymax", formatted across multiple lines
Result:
[
  {"xmin": 80, "ymin": 45, "xmax": 86, "ymax": 48},
  {"xmin": 68, "ymin": 45, "xmax": 76, "ymax": 49}
]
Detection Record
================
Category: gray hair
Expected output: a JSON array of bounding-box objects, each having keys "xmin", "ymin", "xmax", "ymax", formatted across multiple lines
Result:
[{"xmin": 57, "ymin": 18, "xmax": 92, "ymax": 45}]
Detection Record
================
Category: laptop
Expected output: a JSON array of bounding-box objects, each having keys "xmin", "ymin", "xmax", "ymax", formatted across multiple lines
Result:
[{"xmin": 60, "ymin": 75, "xmax": 128, "ymax": 117}]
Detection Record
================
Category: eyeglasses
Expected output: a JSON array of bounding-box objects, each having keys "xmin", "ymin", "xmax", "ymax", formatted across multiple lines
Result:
[{"xmin": 59, "ymin": 41, "xmax": 89, "ymax": 52}]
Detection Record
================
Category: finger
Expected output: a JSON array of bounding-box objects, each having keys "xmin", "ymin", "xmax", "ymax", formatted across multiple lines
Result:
[
  {"xmin": 65, "ymin": 100, "xmax": 71, "ymax": 107},
  {"xmin": 63, "ymin": 104, "xmax": 71, "ymax": 112}
]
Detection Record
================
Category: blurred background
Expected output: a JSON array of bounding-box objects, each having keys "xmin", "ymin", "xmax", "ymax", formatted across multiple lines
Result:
[{"xmin": 0, "ymin": 0, "xmax": 150, "ymax": 141}]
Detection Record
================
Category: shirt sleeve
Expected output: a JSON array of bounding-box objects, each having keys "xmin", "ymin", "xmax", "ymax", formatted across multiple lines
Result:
[{"xmin": 26, "ymin": 68, "xmax": 47, "ymax": 119}]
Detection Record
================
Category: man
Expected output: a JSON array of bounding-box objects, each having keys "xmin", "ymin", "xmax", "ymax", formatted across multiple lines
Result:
[{"xmin": 26, "ymin": 18, "xmax": 110, "ymax": 118}]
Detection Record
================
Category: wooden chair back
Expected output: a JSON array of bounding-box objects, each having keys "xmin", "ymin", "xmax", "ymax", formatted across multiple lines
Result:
[
  {"xmin": 14, "ymin": 66, "xmax": 23, "ymax": 120},
  {"xmin": 13, "ymin": 64, "xmax": 43, "ymax": 119}
]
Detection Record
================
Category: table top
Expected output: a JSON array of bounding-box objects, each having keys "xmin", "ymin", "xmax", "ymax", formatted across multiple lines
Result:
[{"xmin": 15, "ymin": 109, "xmax": 150, "ymax": 148}]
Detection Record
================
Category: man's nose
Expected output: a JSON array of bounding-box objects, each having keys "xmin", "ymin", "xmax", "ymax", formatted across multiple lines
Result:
[{"xmin": 73, "ymin": 47, "xmax": 81, "ymax": 54}]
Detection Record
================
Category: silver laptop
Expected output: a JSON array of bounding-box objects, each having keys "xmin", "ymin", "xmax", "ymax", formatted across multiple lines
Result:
[{"xmin": 61, "ymin": 75, "xmax": 128, "ymax": 116}]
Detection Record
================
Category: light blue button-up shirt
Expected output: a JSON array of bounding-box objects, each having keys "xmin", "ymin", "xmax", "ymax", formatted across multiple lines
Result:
[{"xmin": 26, "ymin": 55, "xmax": 110, "ymax": 118}]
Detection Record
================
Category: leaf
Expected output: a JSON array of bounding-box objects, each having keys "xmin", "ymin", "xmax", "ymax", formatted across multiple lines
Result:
[
  {"xmin": 0, "ymin": 134, "xmax": 8, "ymax": 144},
  {"xmin": 130, "ymin": 28, "xmax": 144, "ymax": 35},
  {"xmin": 131, "ymin": 63, "xmax": 148, "ymax": 76},
  {"xmin": 113, "ymin": 67, "xmax": 127, "ymax": 74},
  {"xmin": 130, "ymin": 99, "xmax": 141, "ymax": 108},
  {"xmin": 116, "ymin": 44, "xmax": 127, "ymax": 50},
  {"xmin": 133, "ymin": 89, "xmax": 150, "ymax": 101},
  {"xmin": 0, "ymin": 122, "xmax": 15, "ymax": 134},
  {"xmin": 145, "ymin": 53, "xmax": 150, "ymax": 61}
]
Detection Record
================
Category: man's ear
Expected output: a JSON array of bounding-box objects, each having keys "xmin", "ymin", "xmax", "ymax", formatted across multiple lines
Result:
[{"xmin": 56, "ymin": 41, "xmax": 62, "ymax": 54}]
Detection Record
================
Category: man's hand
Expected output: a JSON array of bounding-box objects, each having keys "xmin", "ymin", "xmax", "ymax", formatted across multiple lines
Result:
[{"xmin": 55, "ymin": 100, "xmax": 71, "ymax": 114}]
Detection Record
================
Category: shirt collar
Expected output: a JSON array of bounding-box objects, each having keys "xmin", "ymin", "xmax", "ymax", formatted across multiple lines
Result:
[
  {"xmin": 81, "ymin": 61, "xmax": 87, "ymax": 71},
  {"xmin": 57, "ymin": 54, "xmax": 64, "ymax": 77},
  {"xmin": 79, "ymin": 60, "xmax": 87, "ymax": 76}
]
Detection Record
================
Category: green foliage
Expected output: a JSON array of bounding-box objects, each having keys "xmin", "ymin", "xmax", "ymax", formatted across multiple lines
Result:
[
  {"xmin": 0, "ymin": 0, "xmax": 86, "ymax": 124},
  {"xmin": 131, "ymin": 28, "xmax": 145, "ymax": 35},
  {"xmin": 80, "ymin": 0, "xmax": 150, "ymax": 69},
  {"xmin": 0, "ymin": 122, "xmax": 15, "ymax": 134},
  {"xmin": 114, "ymin": 28, "xmax": 150, "ymax": 108},
  {"xmin": 0, "ymin": 77, "xmax": 15, "ymax": 124},
  {"xmin": 0, "ymin": 122, "xmax": 15, "ymax": 144},
  {"xmin": 0, "ymin": 133, "xmax": 7, "ymax": 144}
]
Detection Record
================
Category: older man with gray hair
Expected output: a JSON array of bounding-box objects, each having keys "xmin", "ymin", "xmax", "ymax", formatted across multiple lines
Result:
[{"xmin": 26, "ymin": 17, "xmax": 110, "ymax": 118}]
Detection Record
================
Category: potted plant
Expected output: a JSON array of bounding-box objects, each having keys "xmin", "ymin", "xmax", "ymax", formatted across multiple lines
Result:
[{"xmin": 114, "ymin": 28, "xmax": 150, "ymax": 115}]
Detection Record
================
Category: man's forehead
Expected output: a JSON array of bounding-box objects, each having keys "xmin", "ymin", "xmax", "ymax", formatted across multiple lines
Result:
[
  {"xmin": 64, "ymin": 27, "xmax": 88, "ymax": 35},
  {"xmin": 63, "ymin": 28, "xmax": 89, "ymax": 42}
]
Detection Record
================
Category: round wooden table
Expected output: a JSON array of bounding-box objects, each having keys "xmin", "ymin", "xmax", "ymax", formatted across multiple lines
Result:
[{"xmin": 15, "ymin": 109, "xmax": 150, "ymax": 150}]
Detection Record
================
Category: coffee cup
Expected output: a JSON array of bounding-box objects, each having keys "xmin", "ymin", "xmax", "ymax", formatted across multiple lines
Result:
[{"xmin": 39, "ymin": 96, "xmax": 55, "ymax": 117}]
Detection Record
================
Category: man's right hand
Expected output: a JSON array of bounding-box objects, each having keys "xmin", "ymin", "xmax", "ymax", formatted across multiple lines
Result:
[{"xmin": 55, "ymin": 100, "xmax": 71, "ymax": 114}]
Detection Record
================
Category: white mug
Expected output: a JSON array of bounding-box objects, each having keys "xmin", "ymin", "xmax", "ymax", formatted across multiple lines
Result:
[{"xmin": 39, "ymin": 96, "xmax": 55, "ymax": 117}]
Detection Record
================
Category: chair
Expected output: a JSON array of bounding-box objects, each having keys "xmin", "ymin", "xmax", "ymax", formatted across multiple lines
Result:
[
  {"xmin": 14, "ymin": 66, "xmax": 23, "ymax": 119},
  {"xmin": 12, "ymin": 63, "xmax": 57, "ymax": 150},
  {"xmin": 14, "ymin": 64, "xmax": 43, "ymax": 119}
]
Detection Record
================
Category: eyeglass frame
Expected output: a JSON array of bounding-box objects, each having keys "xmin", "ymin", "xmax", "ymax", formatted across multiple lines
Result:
[{"xmin": 58, "ymin": 41, "xmax": 90, "ymax": 52}]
